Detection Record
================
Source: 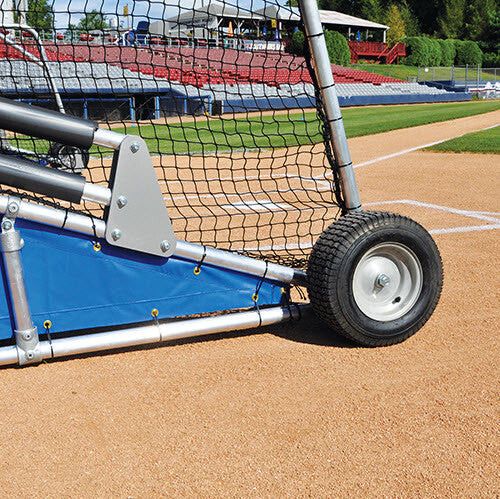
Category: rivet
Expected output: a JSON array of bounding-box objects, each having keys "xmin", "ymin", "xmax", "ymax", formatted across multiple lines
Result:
[{"xmin": 111, "ymin": 229, "xmax": 122, "ymax": 241}]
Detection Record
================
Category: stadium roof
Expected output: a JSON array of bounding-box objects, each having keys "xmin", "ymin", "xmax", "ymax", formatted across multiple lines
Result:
[
  {"xmin": 318, "ymin": 10, "xmax": 388, "ymax": 30},
  {"xmin": 168, "ymin": 2, "xmax": 264, "ymax": 25},
  {"xmin": 169, "ymin": 3, "xmax": 387, "ymax": 31}
]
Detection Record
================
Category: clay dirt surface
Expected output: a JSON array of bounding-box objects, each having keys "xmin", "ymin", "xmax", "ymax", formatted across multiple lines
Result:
[{"xmin": 0, "ymin": 110, "xmax": 498, "ymax": 497}]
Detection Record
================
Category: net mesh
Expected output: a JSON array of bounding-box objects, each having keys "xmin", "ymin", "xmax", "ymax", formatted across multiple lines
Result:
[{"xmin": 0, "ymin": 0, "xmax": 344, "ymax": 269}]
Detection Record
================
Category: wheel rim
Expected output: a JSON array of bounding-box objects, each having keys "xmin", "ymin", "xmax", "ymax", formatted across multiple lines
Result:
[{"xmin": 352, "ymin": 242, "xmax": 423, "ymax": 322}]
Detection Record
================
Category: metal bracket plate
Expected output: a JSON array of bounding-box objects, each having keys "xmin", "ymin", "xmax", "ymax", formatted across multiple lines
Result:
[{"xmin": 105, "ymin": 136, "xmax": 176, "ymax": 257}]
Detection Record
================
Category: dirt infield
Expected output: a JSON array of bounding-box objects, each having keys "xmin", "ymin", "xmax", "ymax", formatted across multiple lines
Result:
[{"xmin": 0, "ymin": 110, "xmax": 498, "ymax": 496}]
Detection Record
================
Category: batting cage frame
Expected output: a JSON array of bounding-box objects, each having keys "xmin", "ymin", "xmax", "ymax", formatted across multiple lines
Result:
[{"xmin": 0, "ymin": 0, "xmax": 442, "ymax": 366}]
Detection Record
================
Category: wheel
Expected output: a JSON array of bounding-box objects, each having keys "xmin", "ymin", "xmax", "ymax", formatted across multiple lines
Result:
[
  {"xmin": 307, "ymin": 211, "xmax": 443, "ymax": 346},
  {"xmin": 48, "ymin": 143, "xmax": 89, "ymax": 174}
]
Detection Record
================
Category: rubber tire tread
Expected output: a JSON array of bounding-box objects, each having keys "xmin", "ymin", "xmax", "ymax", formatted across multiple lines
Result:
[{"xmin": 307, "ymin": 210, "xmax": 443, "ymax": 347}]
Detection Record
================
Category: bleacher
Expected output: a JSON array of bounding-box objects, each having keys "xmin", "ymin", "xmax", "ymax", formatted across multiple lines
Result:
[{"xmin": 0, "ymin": 40, "xmax": 471, "ymax": 115}]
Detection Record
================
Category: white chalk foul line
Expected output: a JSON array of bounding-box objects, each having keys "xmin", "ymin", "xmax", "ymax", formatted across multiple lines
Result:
[
  {"xmin": 238, "ymin": 199, "xmax": 500, "ymax": 252},
  {"xmin": 353, "ymin": 124, "xmax": 499, "ymax": 170}
]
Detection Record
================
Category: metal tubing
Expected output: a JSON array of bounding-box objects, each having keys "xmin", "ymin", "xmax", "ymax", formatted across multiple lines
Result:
[
  {"xmin": 1, "ymin": 234, "xmax": 32, "ymax": 331},
  {"xmin": 0, "ymin": 25, "xmax": 65, "ymax": 114},
  {"xmin": 0, "ymin": 195, "xmax": 106, "ymax": 236},
  {"xmin": 0, "ymin": 197, "xmax": 307, "ymax": 285},
  {"xmin": 0, "ymin": 152, "xmax": 87, "ymax": 204},
  {"xmin": 175, "ymin": 240, "xmax": 307, "ymax": 286},
  {"xmin": 0, "ymin": 97, "xmax": 97, "ymax": 150},
  {"xmin": 93, "ymin": 128, "xmax": 126, "ymax": 149},
  {"xmin": 0, "ymin": 304, "xmax": 309, "ymax": 366},
  {"xmin": 298, "ymin": 0, "xmax": 361, "ymax": 212},
  {"xmin": 82, "ymin": 183, "xmax": 112, "ymax": 205}
]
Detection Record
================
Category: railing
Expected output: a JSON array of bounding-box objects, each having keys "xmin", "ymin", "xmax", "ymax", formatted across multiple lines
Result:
[
  {"xmin": 348, "ymin": 41, "xmax": 386, "ymax": 54},
  {"xmin": 417, "ymin": 66, "xmax": 498, "ymax": 86}
]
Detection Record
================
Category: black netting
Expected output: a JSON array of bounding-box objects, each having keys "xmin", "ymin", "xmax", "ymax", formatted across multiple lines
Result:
[{"xmin": 0, "ymin": 0, "xmax": 344, "ymax": 269}]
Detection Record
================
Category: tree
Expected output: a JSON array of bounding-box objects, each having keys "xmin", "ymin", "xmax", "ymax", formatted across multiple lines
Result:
[
  {"xmin": 464, "ymin": 0, "xmax": 497, "ymax": 40},
  {"xmin": 437, "ymin": 0, "xmax": 466, "ymax": 39},
  {"xmin": 15, "ymin": 0, "xmax": 54, "ymax": 31},
  {"xmin": 359, "ymin": 0, "xmax": 383, "ymax": 24},
  {"xmin": 76, "ymin": 10, "xmax": 109, "ymax": 32},
  {"xmin": 399, "ymin": 0, "xmax": 419, "ymax": 37},
  {"xmin": 386, "ymin": 4, "xmax": 406, "ymax": 46}
]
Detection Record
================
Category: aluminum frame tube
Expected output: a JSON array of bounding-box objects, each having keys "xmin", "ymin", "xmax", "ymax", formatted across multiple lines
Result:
[
  {"xmin": 82, "ymin": 183, "xmax": 112, "ymax": 205},
  {"xmin": 0, "ymin": 304, "xmax": 309, "ymax": 366},
  {"xmin": 0, "ymin": 196, "xmax": 306, "ymax": 285},
  {"xmin": 298, "ymin": 0, "xmax": 361, "ymax": 212},
  {"xmin": 1, "ymin": 24, "xmax": 65, "ymax": 114},
  {"xmin": 93, "ymin": 129, "xmax": 126, "ymax": 149},
  {"xmin": 0, "ymin": 195, "xmax": 106, "ymax": 236}
]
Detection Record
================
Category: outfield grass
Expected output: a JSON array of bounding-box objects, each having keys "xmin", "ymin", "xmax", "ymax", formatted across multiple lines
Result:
[
  {"xmin": 354, "ymin": 64, "xmax": 499, "ymax": 82},
  {"xmin": 106, "ymin": 100, "xmax": 500, "ymax": 155},
  {"xmin": 425, "ymin": 126, "xmax": 500, "ymax": 154}
]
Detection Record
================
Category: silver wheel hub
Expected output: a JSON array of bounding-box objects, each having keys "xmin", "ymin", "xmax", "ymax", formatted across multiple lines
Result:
[{"xmin": 352, "ymin": 242, "xmax": 423, "ymax": 322}]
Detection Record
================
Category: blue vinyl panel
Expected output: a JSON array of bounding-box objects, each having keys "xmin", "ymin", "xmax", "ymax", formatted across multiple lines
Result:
[{"xmin": 0, "ymin": 220, "xmax": 285, "ymax": 340}]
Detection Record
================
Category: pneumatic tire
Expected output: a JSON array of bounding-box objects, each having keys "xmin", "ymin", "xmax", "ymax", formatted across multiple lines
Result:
[{"xmin": 307, "ymin": 211, "xmax": 443, "ymax": 346}]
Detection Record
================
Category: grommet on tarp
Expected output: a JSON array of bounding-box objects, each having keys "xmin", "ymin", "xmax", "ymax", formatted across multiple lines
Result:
[
  {"xmin": 194, "ymin": 246, "xmax": 207, "ymax": 275},
  {"xmin": 44, "ymin": 320, "xmax": 54, "ymax": 358},
  {"xmin": 151, "ymin": 308, "xmax": 159, "ymax": 326},
  {"xmin": 93, "ymin": 242, "xmax": 101, "ymax": 252}
]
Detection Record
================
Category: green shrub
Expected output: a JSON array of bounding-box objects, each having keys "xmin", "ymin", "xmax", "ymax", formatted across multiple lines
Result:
[
  {"xmin": 456, "ymin": 40, "xmax": 483, "ymax": 65},
  {"xmin": 482, "ymin": 51, "xmax": 500, "ymax": 67},
  {"xmin": 404, "ymin": 36, "xmax": 431, "ymax": 66},
  {"xmin": 324, "ymin": 30, "xmax": 350, "ymax": 66},
  {"xmin": 291, "ymin": 29, "xmax": 306, "ymax": 57},
  {"xmin": 440, "ymin": 39, "xmax": 456, "ymax": 66},
  {"xmin": 427, "ymin": 38, "xmax": 443, "ymax": 66},
  {"xmin": 451, "ymin": 39, "xmax": 465, "ymax": 64}
]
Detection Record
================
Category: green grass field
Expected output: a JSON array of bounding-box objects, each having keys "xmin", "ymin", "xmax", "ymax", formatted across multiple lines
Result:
[
  {"xmin": 425, "ymin": 126, "xmax": 500, "ymax": 154},
  {"xmin": 353, "ymin": 64, "xmax": 499, "ymax": 82},
  {"xmin": 106, "ymin": 100, "xmax": 500, "ymax": 155},
  {"xmin": 14, "ymin": 100, "xmax": 499, "ymax": 158}
]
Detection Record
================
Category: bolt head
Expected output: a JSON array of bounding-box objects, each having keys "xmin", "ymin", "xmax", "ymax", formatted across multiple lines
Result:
[
  {"xmin": 111, "ymin": 229, "xmax": 122, "ymax": 241},
  {"xmin": 160, "ymin": 240, "xmax": 171, "ymax": 253},
  {"xmin": 22, "ymin": 332, "xmax": 32, "ymax": 341},
  {"xmin": 130, "ymin": 142, "xmax": 140, "ymax": 153},
  {"xmin": 376, "ymin": 274, "xmax": 391, "ymax": 288},
  {"xmin": 25, "ymin": 351, "xmax": 35, "ymax": 360},
  {"xmin": 2, "ymin": 220, "xmax": 12, "ymax": 231},
  {"xmin": 8, "ymin": 203, "xmax": 19, "ymax": 214},
  {"xmin": 117, "ymin": 196, "xmax": 128, "ymax": 209}
]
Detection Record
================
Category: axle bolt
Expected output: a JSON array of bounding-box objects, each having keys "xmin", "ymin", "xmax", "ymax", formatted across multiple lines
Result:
[
  {"xmin": 2, "ymin": 220, "xmax": 12, "ymax": 231},
  {"xmin": 376, "ymin": 274, "xmax": 391, "ymax": 288},
  {"xmin": 130, "ymin": 142, "xmax": 140, "ymax": 153},
  {"xmin": 160, "ymin": 240, "xmax": 171, "ymax": 253}
]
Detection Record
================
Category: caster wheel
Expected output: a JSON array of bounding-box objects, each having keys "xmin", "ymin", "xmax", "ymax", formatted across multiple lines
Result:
[
  {"xmin": 307, "ymin": 211, "xmax": 443, "ymax": 346},
  {"xmin": 48, "ymin": 143, "xmax": 89, "ymax": 174}
]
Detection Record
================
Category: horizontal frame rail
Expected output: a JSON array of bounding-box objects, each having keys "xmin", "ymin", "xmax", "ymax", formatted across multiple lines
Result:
[
  {"xmin": 0, "ymin": 195, "xmax": 307, "ymax": 286},
  {"xmin": 0, "ymin": 304, "xmax": 310, "ymax": 367}
]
